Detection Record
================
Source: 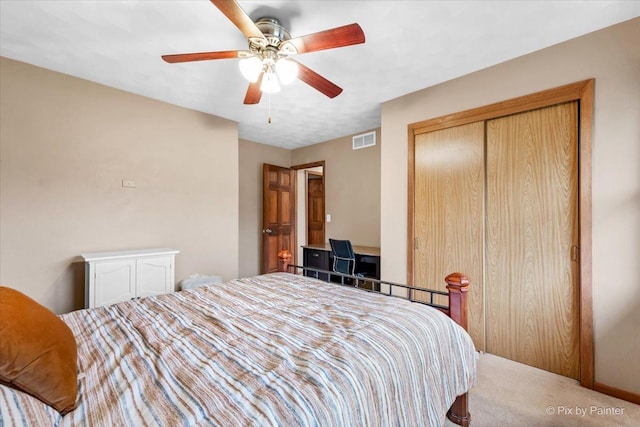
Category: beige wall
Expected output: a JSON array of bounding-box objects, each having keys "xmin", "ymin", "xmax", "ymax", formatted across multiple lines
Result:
[
  {"xmin": 0, "ymin": 57, "xmax": 239, "ymax": 314},
  {"xmin": 238, "ymin": 139, "xmax": 291, "ymax": 278},
  {"xmin": 292, "ymin": 129, "xmax": 381, "ymax": 248},
  {"xmin": 0, "ymin": 55, "xmax": 380, "ymax": 307},
  {"xmin": 381, "ymin": 18, "xmax": 640, "ymax": 394}
]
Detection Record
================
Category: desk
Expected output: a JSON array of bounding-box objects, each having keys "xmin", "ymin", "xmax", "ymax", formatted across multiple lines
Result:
[{"xmin": 302, "ymin": 244, "xmax": 380, "ymax": 283}]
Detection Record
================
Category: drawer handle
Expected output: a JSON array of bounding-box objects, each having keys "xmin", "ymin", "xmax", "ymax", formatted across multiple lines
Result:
[{"xmin": 312, "ymin": 253, "xmax": 319, "ymax": 258}]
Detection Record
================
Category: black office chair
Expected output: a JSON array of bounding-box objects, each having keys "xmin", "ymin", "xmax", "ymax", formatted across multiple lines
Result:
[
  {"xmin": 329, "ymin": 239, "xmax": 356, "ymax": 275},
  {"xmin": 329, "ymin": 239, "xmax": 365, "ymax": 286}
]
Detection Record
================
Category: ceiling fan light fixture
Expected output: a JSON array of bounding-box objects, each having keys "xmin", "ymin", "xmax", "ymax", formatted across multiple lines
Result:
[
  {"xmin": 261, "ymin": 71, "xmax": 281, "ymax": 94},
  {"xmin": 275, "ymin": 58, "xmax": 298, "ymax": 85},
  {"xmin": 238, "ymin": 56, "xmax": 263, "ymax": 83},
  {"xmin": 276, "ymin": 58, "xmax": 298, "ymax": 85}
]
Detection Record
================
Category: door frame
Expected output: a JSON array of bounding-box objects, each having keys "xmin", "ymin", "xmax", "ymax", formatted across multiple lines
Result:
[
  {"xmin": 292, "ymin": 161, "xmax": 326, "ymax": 263},
  {"xmin": 406, "ymin": 79, "xmax": 594, "ymax": 388}
]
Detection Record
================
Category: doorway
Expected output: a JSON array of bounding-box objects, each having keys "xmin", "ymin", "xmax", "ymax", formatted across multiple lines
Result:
[
  {"xmin": 306, "ymin": 171, "xmax": 325, "ymax": 247},
  {"xmin": 293, "ymin": 161, "xmax": 325, "ymax": 264}
]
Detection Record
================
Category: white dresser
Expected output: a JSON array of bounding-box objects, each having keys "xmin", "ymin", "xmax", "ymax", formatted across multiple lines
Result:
[{"xmin": 81, "ymin": 248, "xmax": 179, "ymax": 308}]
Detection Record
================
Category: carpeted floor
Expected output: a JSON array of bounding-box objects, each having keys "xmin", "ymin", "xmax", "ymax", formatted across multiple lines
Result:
[{"xmin": 444, "ymin": 352, "xmax": 640, "ymax": 426}]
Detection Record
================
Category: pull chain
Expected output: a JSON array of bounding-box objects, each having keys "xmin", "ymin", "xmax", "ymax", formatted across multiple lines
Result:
[{"xmin": 268, "ymin": 94, "xmax": 272, "ymax": 124}]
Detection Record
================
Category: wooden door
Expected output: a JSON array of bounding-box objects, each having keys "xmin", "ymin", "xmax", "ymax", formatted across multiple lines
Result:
[
  {"xmin": 262, "ymin": 164, "xmax": 295, "ymax": 274},
  {"xmin": 307, "ymin": 172, "xmax": 325, "ymax": 246},
  {"xmin": 414, "ymin": 122, "xmax": 485, "ymax": 349},
  {"xmin": 485, "ymin": 102, "xmax": 579, "ymax": 379}
]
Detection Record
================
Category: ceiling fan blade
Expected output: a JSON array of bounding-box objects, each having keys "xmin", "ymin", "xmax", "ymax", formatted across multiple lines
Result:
[
  {"xmin": 294, "ymin": 61, "xmax": 343, "ymax": 99},
  {"xmin": 162, "ymin": 50, "xmax": 241, "ymax": 63},
  {"xmin": 244, "ymin": 73, "xmax": 264, "ymax": 104},
  {"xmin": 210, "ymin": 0, "xmax": 266, "ymax": 41},
  {"xmin": 286, "ymin": 23, "xmax": 365, "ymax": 54}
]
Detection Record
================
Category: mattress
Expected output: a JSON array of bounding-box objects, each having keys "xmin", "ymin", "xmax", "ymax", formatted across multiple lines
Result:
[{"xmin": 1, "ymin": 272, "xmax": 476, "ymax": 426}]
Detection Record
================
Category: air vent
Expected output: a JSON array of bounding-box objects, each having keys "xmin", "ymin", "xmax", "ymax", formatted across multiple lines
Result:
[{"xmin": 352, "ymin": 131, "xmax": 376, "ymax": 150}]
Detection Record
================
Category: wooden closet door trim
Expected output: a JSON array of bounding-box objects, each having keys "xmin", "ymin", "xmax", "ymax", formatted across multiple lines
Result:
[
  {"xmin": 407, "ymin": 78, "xmax": 594, "ymax": 388},
  {"xmin": 407, "ymin": 125, "xmax": 416, "ymax": 283},
  {"xmin": 410, "ymin": 80, "xmax": 591, "ymax": 135},
  {"xmin": 577, "ymin": 79, "xmax": 594, "ymax": 389}
]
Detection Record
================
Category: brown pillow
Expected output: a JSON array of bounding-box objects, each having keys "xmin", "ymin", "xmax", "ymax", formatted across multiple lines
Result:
[{"xmin": 0, "ymin": 286, "xmax": 78, "ymax": 414}]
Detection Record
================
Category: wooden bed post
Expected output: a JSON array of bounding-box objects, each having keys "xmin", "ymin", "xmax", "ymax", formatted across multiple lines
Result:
[
  {"xmin": 277, "ymin": 250, "xmax": 292, "ymax": 273},
  {"xmin": 445, "ymin": 272, "xmax": 471, "ymax": 427},
  {"xmin": 445, "ymin": 273, "xmax": 469, "ymax": 330}
]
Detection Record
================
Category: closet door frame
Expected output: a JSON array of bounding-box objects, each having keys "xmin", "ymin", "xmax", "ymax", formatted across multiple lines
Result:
[{"xmin": 407, "ymin": 79, "xmax": 594, "ymax": 388}]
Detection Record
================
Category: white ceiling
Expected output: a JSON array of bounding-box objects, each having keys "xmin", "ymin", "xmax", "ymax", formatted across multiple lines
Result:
[{"xmin": 1, "ymin": 1, "xmax": 638, "ymax": 149}]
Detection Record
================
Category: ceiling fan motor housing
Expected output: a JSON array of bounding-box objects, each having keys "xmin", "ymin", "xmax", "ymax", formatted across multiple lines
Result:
[{"xmin": 250, "ymin": 18, "xmax": 297, "ymax": 57}]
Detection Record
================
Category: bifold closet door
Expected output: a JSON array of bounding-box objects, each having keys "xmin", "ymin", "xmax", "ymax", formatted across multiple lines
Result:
[
  {"xmin": 485, "ymin": 102, "xmax": 580, "ymax": 379},
  {"xmin": 414, "ymin": 121, "xmax": 485, "ymax": 350}
]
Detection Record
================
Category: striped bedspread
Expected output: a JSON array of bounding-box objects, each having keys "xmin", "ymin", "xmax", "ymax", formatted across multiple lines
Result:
[{"xmin": 1, "ymin": 273, "xmax": 476, "ymax": 426}]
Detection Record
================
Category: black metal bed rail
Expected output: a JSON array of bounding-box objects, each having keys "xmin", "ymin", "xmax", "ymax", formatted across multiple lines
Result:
[{"xmin": 284, "ymin": 264, "xmax": 450, "ymax": 311}]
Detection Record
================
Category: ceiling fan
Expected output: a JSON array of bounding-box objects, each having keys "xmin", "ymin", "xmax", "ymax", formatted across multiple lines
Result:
[{"xmin": 162, "ymin": 0, "xmax": 365, "ymax": 105}]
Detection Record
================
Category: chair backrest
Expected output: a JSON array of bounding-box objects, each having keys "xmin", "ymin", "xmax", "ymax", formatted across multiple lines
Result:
[{"xmin": 329, "ymin": 239, "xmax": 356, "ymax": 275}]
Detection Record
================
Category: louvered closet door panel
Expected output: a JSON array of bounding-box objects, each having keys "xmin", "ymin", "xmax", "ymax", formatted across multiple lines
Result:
[
  {"xmin": 485, "ymin": 102, "xmax": 579, "ymax": 379},
  {"xmin": 414, "ymin": 121, "xmax": 485, "ymax": 350}
]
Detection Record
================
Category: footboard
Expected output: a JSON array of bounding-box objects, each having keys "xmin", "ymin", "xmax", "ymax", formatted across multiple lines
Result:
[{"xmin": 277, "ymin": 250, "xmax": 471, "ymax": 426}]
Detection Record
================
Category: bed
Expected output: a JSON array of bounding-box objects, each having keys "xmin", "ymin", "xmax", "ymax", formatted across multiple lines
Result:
[{"xmin": 0, "ymin": 252, "xmax": 476, "ymax": 426}]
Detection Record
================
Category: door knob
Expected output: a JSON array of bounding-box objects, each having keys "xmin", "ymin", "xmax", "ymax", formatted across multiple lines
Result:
[{"xmin": 263, "ymin": 228, "xmax": 273, "ymax": 234}]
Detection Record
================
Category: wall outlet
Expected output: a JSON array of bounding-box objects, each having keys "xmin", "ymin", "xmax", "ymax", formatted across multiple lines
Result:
[{"xmin": 122, "ymin": 180, "xmax": 136, "ymax": 188}]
